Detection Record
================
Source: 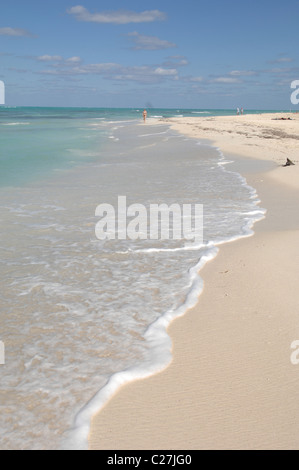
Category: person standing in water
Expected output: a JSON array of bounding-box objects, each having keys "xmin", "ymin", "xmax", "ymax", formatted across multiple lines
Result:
[{"xmin": 143, "ymin": 109, "xmax": 147, "ymax": 123}]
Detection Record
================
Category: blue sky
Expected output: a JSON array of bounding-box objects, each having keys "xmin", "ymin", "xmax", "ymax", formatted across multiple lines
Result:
[{"xmin": 0, "ymin": 0, "xmax": 299, "ymax": 108}]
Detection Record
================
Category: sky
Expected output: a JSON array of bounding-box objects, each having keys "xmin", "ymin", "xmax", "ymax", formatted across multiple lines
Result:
[{"xmin": 0, "ymin": 0, "xmax": 299, "ymax": 109}]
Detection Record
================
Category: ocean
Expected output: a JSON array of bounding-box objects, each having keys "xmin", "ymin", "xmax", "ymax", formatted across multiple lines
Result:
[{"xmin": 0, "ymin": 107, "xmax": 266, "ymax": 449}]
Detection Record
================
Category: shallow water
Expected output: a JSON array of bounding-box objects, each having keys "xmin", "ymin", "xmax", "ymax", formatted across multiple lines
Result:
[{"xmin": 0, "ymin": 108, "xmax": 265, "ymax": 449}]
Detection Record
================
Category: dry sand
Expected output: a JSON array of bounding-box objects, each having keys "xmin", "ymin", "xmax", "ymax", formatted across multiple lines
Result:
[{"xmin": 89, "ymin": 112, "xmax": 299, "ymax": 450}]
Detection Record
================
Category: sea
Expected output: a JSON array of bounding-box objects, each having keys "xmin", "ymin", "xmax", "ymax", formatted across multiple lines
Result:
[{"xmin": 0, "ymin": 107, "xmax": 270, "ymax": 449}]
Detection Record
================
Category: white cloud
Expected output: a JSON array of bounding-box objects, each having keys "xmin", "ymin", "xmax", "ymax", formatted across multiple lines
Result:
[
  {"xmin": 268, "ymin": 57, "xmax": 293, "ymax": 64},
  {"xmin": 37, "ymin": 55, "xmax": 63, "ymax": 62},
  {"xmin": 154, "ymin": 67, "xmax": 177, "ymax": 76},
  {"xmin": 0, "ymin": 27, "xmax": 34, "ymax": 37},
  {"xmin": 267, "ymin": 67, "xmax": 293, "ymax": 74},
  {"xmin": 67, "ymin": 6, "xmax": 166, "ymax": 24},
  {"xmin": 229, "ymin": 70, "xmax": 257, "ymax": 77},
  {"xmin": 162, "ymin": 56, "xmax": 189, "ymax": 68},
  {"xmin": 127, "ymin": 32, "xmax": 176, "ymax": 50},
  {"xmin": 190, "ymin": 76, "xmax": 204, "ymax": 82},
  {"xmin": 66, "ymin": 56, "xmax": 81, "ymax": 64},
  {"xmin": 112, "ymin": 65, "xmax": 178, "ymax": 83},
  {"xmin": 211, "ymin": 77, "xmax": 243, "ymax": 84},
  {"xmin": 37, "ymin": 61, "xmax": 179, "ymax": 84},
  {"xmin": 79, "ymin": 63, "xmax": 120, "ymax": 74},
  {"xmin": 36, "ymin": 55, "xmax": 83, "ymax": 67}
]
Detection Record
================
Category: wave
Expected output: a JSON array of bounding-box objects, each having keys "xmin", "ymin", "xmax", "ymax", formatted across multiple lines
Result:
[
  {"xmin": 2, "ymin": 122, "xmax": 30, "ymax": 126},
  {"xmin": 61, "ymin": 244, "xmax": 218, "ymax": 450},
  {"xmin": 138, "ymin": 131, "xmax": 168, "ymax": 137}
]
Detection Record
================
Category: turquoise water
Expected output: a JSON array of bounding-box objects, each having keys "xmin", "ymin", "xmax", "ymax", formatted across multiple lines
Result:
[
  {"xmin": 0, "ymin": 107, "xmax": 284, "ymax": 188},
  {"xmin": 0, "ymin": 108, "xmax": 109, "ymax": 187}
]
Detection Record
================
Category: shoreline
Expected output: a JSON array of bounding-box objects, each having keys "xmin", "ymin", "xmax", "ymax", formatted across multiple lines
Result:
[{"xmin": 89, "ymin": 112, "xmax": 299, "ymax": 450}]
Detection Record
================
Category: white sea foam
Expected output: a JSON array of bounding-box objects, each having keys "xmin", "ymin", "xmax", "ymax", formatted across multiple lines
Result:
[
  {"xmin": 114, "ymin": 242, "xmax": 208, "ymax": 255},
  {"xmin": 138, "ymin": 131, "xmax": 168, "ymax": 137},
  {"xmin": 61, "ymin": 244, "xmax": 218, "ymax": 450},
  {"xmin": 2, "ymin": 122, "xmax": 30, "ymax": 126}
]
